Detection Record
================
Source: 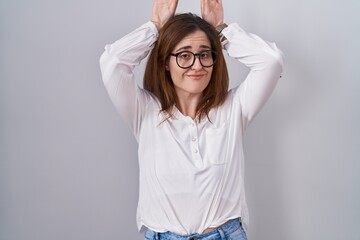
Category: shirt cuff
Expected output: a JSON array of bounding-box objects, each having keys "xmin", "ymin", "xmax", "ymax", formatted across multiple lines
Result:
[{"xmin": 146, "ymin": 21, "xmax": 160, "ymax": 36}]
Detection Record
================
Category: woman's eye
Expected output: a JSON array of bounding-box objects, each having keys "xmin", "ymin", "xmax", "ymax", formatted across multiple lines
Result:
[
  {"xmin": 179, "ymin": 52, "xmax": 191, "ymax": 59},
  {"xmin": 200, "ymin": 52, "xmax": 210, "ymax": 58}
]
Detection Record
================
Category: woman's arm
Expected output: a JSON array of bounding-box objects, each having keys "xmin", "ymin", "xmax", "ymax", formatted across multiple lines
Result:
[
  {"xmin": 99, "ymin": 22, "xmax": 158, "ymax": 137},
  {"xmin": 222, "ymin": 24, "xmax": 284, "ymax": 130},
  {"xmin": 201, "ymin": 0, "xmax": 284, "ymax": 130},
  {"xmin": 99, "ymin": 0, "xmax": 178, "ymax": 138}
]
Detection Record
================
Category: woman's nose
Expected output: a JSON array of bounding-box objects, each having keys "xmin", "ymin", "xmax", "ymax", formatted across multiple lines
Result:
[{"xmin": 191, "ymin": 56, "xmax": 203, "ymax": 70}]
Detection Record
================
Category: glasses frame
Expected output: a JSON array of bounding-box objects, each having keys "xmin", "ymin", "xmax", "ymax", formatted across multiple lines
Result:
[{"xmin": 169, "ymin": 50, "xmax": 218, "ymax": 69}]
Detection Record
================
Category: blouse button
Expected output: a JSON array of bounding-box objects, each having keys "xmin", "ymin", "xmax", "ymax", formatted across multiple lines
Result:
[
  {"xmin": 192, "ymin": 137, "xmax": 197, "ymax": 142},
  {"xmin": 194, "ymin": 149, "xmax": 198, "ymax": 154}
]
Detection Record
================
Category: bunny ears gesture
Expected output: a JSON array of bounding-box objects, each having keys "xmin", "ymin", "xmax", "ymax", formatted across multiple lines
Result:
[{"xmin": 151, "ymin": 0, "xmax": 224, "ymax": 30}]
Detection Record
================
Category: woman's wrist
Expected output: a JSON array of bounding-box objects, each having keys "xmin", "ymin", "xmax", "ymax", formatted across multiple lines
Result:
[
  {"xmin": 216, "ymin": 23, "xmax": 228, "ymax": 35},
  {"xmin": 151, "ymin": 20, "xmax": 161, "ymax": 31}
]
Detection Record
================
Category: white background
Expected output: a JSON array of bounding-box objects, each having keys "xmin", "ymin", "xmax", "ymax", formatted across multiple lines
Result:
[{"xmin": 1, "ymin": 0, "xmax": 359, "ymax": 239}]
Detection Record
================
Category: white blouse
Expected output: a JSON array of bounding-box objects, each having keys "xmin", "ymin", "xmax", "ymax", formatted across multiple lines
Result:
[{"xmin": 99, "ymin": 21, "xmax": 284, "ymax": 235}]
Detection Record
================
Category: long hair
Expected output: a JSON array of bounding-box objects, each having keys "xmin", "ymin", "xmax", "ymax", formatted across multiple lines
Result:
[{"xmin": 143, "ymin": 13, "xmax": 229, "ymax": 122}]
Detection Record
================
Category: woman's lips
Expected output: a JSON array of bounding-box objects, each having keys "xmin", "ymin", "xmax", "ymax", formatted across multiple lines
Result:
[{"xmin": 187, "ymin": 74, "xmax": 205, "ymax": 80}]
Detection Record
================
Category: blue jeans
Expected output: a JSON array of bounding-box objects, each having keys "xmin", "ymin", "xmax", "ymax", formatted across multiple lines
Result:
[{"xmin": 144, "ymin": 218, "xmax": 247, "ymax": 240}]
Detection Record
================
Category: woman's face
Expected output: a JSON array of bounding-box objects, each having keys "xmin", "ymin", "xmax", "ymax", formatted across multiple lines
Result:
[{"xmin": 167, "ymin": 30, "xmax": 213, "ymax": 100}]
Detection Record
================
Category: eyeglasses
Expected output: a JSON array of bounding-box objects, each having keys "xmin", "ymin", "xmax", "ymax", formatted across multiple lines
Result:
[{"xmin": 169, "ymin": 50, "xmax": 218, "ymax": 69}]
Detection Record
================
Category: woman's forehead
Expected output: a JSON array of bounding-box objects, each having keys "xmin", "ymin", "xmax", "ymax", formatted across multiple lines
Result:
[{"xmin": 174, "ymin": 30, "xmax": 211, "ymax": 52}]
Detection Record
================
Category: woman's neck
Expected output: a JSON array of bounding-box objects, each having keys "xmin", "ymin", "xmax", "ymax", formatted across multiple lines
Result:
[{"xmin": 176, "ymin": 93, "xmax": 201, "ymax": 120}]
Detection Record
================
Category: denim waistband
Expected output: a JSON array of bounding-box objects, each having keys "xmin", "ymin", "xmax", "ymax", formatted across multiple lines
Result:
[{"xmin": 144, "ymin": 218, "xmax": 242, "ymax": 240}]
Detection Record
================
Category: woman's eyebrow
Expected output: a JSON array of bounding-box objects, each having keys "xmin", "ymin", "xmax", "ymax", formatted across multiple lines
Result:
[{"xmin": 175, "ymin": 45, "xmax": 211, "ymax": 52}]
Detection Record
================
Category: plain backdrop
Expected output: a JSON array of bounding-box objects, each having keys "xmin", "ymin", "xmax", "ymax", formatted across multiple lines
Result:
[{"xmin": 1, "ymin": 0, "xmax": 359, "ymax": 239}]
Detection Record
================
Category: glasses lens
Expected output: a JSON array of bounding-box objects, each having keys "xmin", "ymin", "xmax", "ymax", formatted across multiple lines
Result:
[
  {"xmin": 199, "ymin": 50, "xmax": 216, "ymax": 67},
  {"xmin": 176, "ymin": 51, "xmax": 194, "ymax": 68}
]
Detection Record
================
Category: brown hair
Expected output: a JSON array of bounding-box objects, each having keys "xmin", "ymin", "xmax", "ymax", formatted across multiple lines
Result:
[{"xmin": 143, "ymin": 13, "xmax": 229, "ymax": 122}]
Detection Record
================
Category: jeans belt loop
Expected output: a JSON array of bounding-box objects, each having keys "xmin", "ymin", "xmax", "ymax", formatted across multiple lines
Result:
[{"xmin": 217, "ymin": 227, "xmax": 226, "ymax": 240}]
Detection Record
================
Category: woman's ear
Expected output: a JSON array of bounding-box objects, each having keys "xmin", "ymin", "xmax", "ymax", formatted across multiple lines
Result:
[{"xmin": 165, "ymin": 59, "xmax": 170, "ymax": 71}]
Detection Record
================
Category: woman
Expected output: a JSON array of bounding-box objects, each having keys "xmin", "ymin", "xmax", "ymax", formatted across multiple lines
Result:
[{"xmin": 100, "ymin": 0, "xmax": 284, "ymax": 239}]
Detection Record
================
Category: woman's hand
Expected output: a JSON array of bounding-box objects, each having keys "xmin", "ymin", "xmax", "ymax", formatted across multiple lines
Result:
[
  {"xmin": 152, "ymin": 0, "xmax": 178, "ymax": 30},
  {"xmin": 201, "ymin": 0, "xmax": 224, "ymax": 27}
]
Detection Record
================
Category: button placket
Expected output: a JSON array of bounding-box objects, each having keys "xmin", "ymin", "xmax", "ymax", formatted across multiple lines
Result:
[{"xmin": 188, "ymin": 120, "xmax": 201, "ymax": 160}]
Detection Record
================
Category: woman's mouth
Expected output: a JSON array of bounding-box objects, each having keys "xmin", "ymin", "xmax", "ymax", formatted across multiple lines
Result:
[{"xmin": 187, "ymin": 74, "xmax": 205, "ymax": 80}]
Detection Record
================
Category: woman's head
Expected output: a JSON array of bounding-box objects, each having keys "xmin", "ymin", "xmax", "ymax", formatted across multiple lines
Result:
[{"xmin": 144, "ymin": 13, "xmax": 229, "ymax": 121}]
